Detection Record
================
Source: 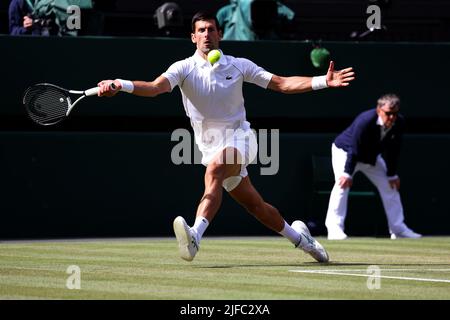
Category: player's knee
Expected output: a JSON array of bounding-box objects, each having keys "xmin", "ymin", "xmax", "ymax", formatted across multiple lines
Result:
[{"xmin": 222, "ymin": 175, "xmax": 242, "ymax": 192}]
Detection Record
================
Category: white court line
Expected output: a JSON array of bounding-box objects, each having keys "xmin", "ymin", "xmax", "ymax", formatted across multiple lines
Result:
[
  {"xmin": 294, "ymin": 268, "xmax": 450, "ymax": 272},
  {"xmin": 289, "ymin": 269, "xmax": 450, "ymax": 284}
]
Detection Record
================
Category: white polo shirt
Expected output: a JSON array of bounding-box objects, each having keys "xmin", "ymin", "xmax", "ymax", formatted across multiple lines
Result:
[
  {"xmin": 162, "ymin": 49, "xmax": 273, "ymax": 124},
  {"xmin": 162, "ymin": 50, "xmax": 272, "ymax": 168}
]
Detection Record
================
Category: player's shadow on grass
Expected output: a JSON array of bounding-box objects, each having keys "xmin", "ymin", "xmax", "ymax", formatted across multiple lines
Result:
[
  {"xmin": 196, "ymin": 262, "xmax": 450, "ymax": 269},
  {"xmin": 194, "ymin": 262, "xmax": 362, "ymax": 269}
]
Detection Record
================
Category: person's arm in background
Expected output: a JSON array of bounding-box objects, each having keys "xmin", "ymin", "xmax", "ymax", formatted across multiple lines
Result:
[
  {"xmin": 339, "ymin": 120, "xmax": 368, "ymax": 189},
  {"xmin": 384, "ymin": 116, "xmax": 405, "ymax": 190},
  {"xmin": 9, "ymin": 0, "xmax": 32, "ymax": 35},
  {"xmin": 339, "ymin": 134, "xmax": 359, "ymax": 189}
]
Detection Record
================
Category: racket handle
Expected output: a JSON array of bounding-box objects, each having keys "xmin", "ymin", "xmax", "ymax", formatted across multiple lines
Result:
[
  {"xmin": 84, "ymin": 83, "xmax": 116, "ymax": 97},
  {"xmin": 84, "ymin": 87, "xmax": 100, "ymax": 96}
]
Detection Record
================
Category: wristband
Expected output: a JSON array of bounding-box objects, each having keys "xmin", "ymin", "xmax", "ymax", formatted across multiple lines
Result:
[
  {"xmin": 117, "ymin": 79, "xmax": 134, "ymax": 93},
  {"xmin": 311, "ymin": 75, "xmax": 328, "ymax": 90}
]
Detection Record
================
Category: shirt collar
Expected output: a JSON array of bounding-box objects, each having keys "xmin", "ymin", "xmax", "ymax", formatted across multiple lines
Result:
[
  {"xmin": 376, "ymin": 115, "xmax": 385, "ymax": 127},
  {"xmin": 377, "ymin": 115, "xmax": 395, "ymax": 134},
  {"xmin": 193, "ymin": 49, "xmax": 226, "ymax": 67}
]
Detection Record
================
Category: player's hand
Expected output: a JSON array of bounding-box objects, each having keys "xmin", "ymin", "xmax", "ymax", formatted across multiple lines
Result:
[
  {"xmin": 326, "ymin": 61, "xmax": 355, "ymax": 88},
  {"xmin": 23, "ymin": 16, "xmax": 33, "ymax": 29},
  {"xmin": 389, "ymin": 177, "xmax": 401, "ymax": 190},
  {"xmin": 97, "ymin": 80, "xmax": 121, "ymax": 97},
  {"xmin": 338, "ymin": 175, "xmax": 353, "ymax": 189}
]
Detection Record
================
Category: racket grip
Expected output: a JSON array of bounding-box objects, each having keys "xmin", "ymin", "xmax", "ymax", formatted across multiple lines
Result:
[
  {"xmin": 84, "ymin": 87, "xmax": 100, "ymax": 96},
  {"xmin": 84, "ymin": 83, "xmax": 116, "ymax": 97}
]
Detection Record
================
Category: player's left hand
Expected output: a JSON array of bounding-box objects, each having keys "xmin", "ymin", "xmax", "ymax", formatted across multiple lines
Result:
[{"xmin": 326, "ymin": 61, "xmax": 355, "ymax": 88}]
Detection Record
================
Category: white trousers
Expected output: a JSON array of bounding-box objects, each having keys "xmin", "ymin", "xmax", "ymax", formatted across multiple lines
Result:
[{"xmin": 325, "ymin": 144, "xmax": 409, "ymax": 235}]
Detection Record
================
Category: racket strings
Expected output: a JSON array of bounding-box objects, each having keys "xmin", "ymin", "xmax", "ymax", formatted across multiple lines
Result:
[{"xmin": 24, "ymin": 86, "xmax": 70, "ymax": 125}]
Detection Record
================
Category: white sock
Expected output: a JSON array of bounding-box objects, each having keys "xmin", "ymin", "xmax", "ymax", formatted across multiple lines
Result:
[
  {"xmin": 192, "ymin": 216, "xmax": 209, "ymax": 242},
  {"xmin": 278, "ymin": 221, "xmax": 301, "ymax": 246}
]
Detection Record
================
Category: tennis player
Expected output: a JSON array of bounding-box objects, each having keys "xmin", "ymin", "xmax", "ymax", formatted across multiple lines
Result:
[{"xmin": 97, "ymin": 11, "xmax": 355, "ymax": 263}]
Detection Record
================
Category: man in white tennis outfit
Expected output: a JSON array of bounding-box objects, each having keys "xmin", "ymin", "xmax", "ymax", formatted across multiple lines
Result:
[{"xmin": 98, "ymin": 11, "xmax": 355, "ymax": 263}]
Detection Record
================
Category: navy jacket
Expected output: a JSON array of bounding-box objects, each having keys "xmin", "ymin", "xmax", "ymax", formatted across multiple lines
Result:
[
  {"xmin": 8, "ymin": 0, "xmax": 49, "ymax": 35},
  {"xmin": 334, "ymin": 109, "xmax": 404, "ymax": 177},
  {"xmin": 9, "ymin": 0, "xmax": 33, "ymax": 35}
]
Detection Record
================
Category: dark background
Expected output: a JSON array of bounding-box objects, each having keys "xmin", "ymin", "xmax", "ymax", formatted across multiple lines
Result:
[{"xmin": 1, "ymin": 0, "xmax": 450, "ymax": 41}]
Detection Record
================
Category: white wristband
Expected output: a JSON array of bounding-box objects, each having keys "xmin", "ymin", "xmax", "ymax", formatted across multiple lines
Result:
[
  {"xmin": 117, "ymin": 79, "xmax": 134, "ymax": 93},
  {"xmin": 311, "ymin": 75, "xmax": 328, "ymax": 90}
]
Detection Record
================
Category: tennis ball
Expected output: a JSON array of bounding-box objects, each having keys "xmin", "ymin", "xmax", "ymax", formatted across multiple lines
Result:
[{"xmin": 207, "ymin": 49, "xmax": 221, "ymax": 65}]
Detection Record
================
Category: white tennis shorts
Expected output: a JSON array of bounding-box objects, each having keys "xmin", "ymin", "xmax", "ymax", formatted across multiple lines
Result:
[{"xmin": 192, "ymin": 120, "xmax": 258, "ymax": 177}]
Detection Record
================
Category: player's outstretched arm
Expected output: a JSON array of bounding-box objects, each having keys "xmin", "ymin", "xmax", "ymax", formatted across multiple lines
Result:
[
  {"xmin": 267, "ymin": 61, "xmax": 355, "ymax": 94},
  {"xmin": 97, "ymin": 75, "xmax": 171, "ymax": 97},
  {"xmin": 326, "ymin": 61, "xmax": 355, "ymax": 88}
]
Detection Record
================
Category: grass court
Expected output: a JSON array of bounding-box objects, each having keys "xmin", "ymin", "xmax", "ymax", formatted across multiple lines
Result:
[{"xmin": 0, "ymin": 237, "xmax": 449, "ymax": 300}]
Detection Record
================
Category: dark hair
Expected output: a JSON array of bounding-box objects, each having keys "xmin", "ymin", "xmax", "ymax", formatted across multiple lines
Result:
[{"xmin": 191, "ymin": 11, "xmax": 221, "ymax": 32}]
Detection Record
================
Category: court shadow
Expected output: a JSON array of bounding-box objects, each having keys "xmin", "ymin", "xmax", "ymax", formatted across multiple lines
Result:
[
  {"xmin": 196, "ymin": 265, "xmax": 292, "ymax": 269},
  {"xmin": 194, "ymin": 262, "xmax": 362, "ymax": 269},
  {"xmin": 195, "ymin": 262, "xmax": 450, "ymax": 269}
]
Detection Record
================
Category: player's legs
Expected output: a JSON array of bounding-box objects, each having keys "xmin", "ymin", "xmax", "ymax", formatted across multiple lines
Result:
[
  {"xmin": 229, "ymin": 176, "xmax": 284, "ymax": 232},
  {"xmin": 174, "ymin": 125, "xmax": 328, "ymax": 262},
  {"xmin": 196, "ymin": 147, "xmax": 242, "ymax": 222},
  {"xmin": 360, "ymin": 155, "xmax": 420, "ymax": 237},
  {"xmin": 229, "ymin": 176, "xmax": 329, "ymax": 262},
  {"xmin": 188, "ymin": 124, "xmax": 258, "ymax": 241},
  {"xmin": 325, "ymin": 144, "xmax": 350, "ymax": 239},
  {"xmin": 173, "ymin": 147, "xmax": 242, "ymax": 261}
]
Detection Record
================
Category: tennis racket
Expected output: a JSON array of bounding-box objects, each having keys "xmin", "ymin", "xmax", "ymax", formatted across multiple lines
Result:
[{"xmin": 23, "ymin": 82, "xmax": 116, "ymax": 126}]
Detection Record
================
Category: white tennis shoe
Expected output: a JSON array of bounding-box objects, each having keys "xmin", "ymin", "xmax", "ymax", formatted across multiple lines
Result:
[
  {"xmin": 327, "ymin": 228, "xmax": 348, "ymax": 240},
  {"xmin": 173, "ymin": 216, "xmax": 199, "ymax": 261},
  {"xmin": 292, "ymin": 220, "xmax": 329, "ymax": 263}
]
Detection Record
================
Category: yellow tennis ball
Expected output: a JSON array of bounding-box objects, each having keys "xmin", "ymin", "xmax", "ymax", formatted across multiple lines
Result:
[{"xmin": 207, "ymin": 49, "xmax": 221, "ymax": 65}]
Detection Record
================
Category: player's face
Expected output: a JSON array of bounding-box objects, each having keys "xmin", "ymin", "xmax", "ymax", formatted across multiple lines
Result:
[
  {"xmin": 191, "ymin": 20, "xmax": 222, "ymax": 55},
  {"xmin": 377, "ymin": 104, "xmax": 399, "ymax": 128}
]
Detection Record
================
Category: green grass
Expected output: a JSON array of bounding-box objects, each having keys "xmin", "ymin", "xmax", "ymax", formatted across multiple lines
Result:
[{"xmin": 0, "ymin": 237, "xmax": 449, "ymax": 300}]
